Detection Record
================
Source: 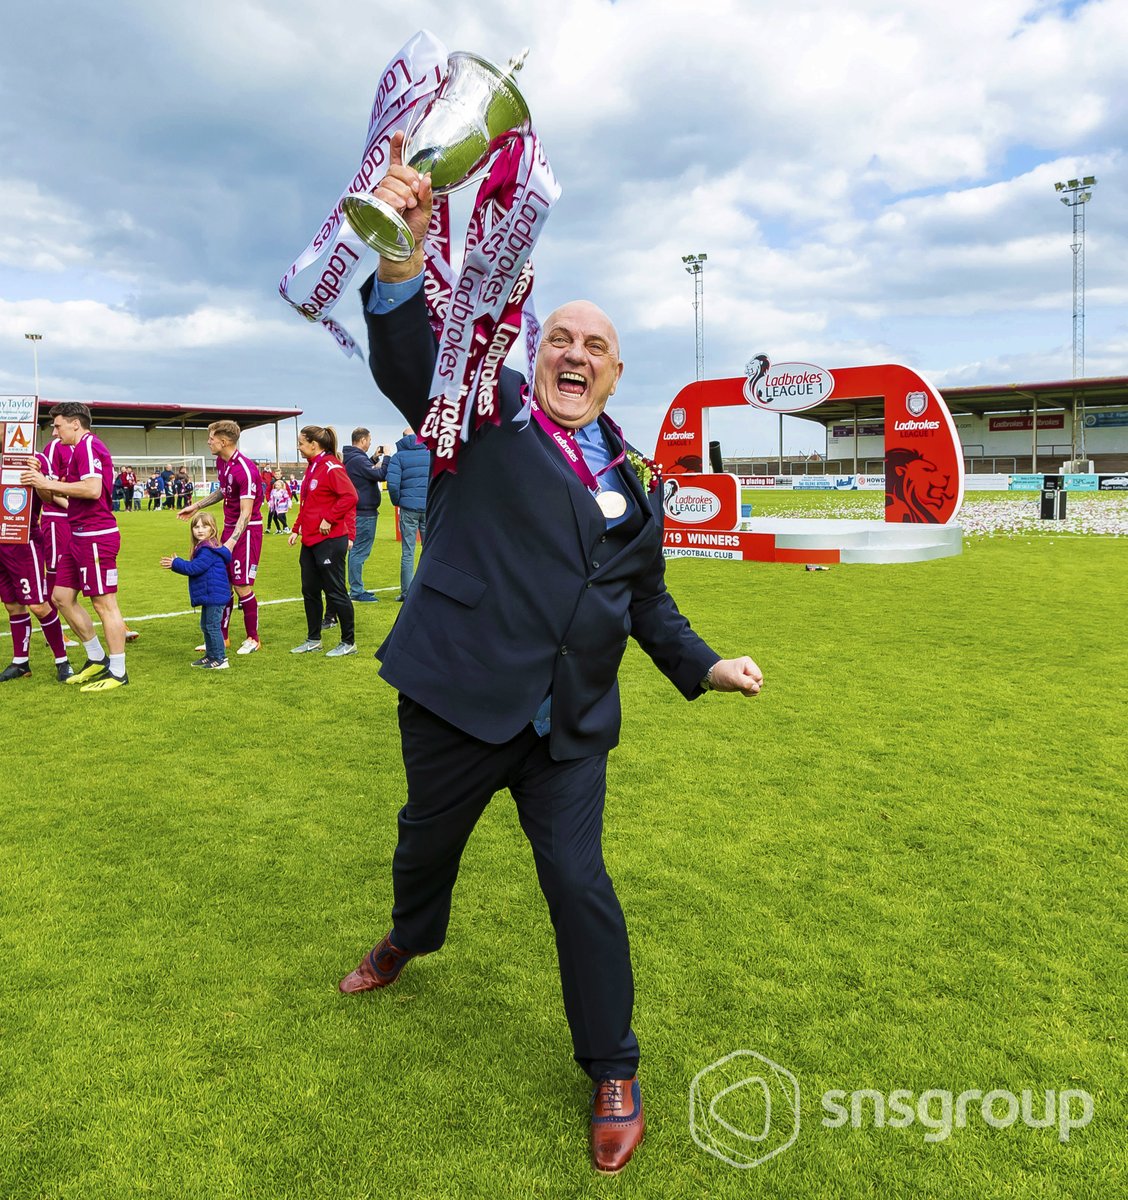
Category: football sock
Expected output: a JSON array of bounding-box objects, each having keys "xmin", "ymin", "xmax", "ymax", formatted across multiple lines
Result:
[
  {"xmin": 11, "ymin": 614, "xmax": 32, "ymax": 662},
  {"xmin": 221, "ymin": 600, "xmax": 233, "ymax": 640},
  {"xmin": 240, "ymin": 593, "xmax": 259, "ymax": 641},
  {"xmin": 39, "ymin": 609, "xmax": 68, "ymax": 660},
  {"xmin": 108, "ymin": 653, "xmax": 126, "ymax": 676},
  {"xmin": 84, "ymin": 636, "xmax": 106, "ymax": 662}
]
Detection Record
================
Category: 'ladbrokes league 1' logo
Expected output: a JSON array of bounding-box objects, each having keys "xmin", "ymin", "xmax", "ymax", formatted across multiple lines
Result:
[
  {"xmin": 743, "ymin": 354, "xmax": 835, "ymax": 413},
  {"xmin": 662, "ymin": 479, "xmax": 723, "ymax": 525}
]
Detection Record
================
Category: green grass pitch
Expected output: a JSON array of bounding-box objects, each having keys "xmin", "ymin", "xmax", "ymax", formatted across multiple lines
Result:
[{"xmin": 2, "ymin": 495, "xmax": 1124, "ymax": 1198}]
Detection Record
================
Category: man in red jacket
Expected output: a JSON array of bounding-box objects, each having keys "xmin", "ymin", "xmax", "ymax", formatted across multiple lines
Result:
[{"xmin": 288, "ymin": 425, "xmax": 358, "ymax": 656}]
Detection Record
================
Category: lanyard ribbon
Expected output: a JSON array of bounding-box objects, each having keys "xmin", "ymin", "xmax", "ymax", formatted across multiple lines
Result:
[
  {"xmin": 278, "ymin": 30, "xmax": 449, "ymax": 357},
  {"xmin": 529, "ymin": 399, "xmax": 626, "ymax": 494},
  {"xmin": 419, "ymin": 134, "xmax": 560, "ymax": 474}
]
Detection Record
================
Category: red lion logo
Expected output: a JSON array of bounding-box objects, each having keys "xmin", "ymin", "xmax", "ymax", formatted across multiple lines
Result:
[{"xmin": 885, "ymin": 447, "xmax": 956, "ymax": 524}]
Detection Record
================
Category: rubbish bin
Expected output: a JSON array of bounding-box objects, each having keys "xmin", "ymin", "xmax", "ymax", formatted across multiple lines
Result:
[{"xmin": 1040, "ymin": 488, "xmax": 1066, "ymax": 520}]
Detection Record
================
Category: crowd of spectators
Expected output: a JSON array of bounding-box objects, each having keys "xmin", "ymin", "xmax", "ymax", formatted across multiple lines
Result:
[
  {"xmin": 111, "ymin": 464, "xmax": 198, "ymax": 511},
  {"xmin": 110, "ymin": 462, "xmax": 303, "ymax": 513}
]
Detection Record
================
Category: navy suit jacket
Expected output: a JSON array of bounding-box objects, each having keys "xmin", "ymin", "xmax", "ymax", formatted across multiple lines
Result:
[{"xmin": 362, "ymin": 280, "xmax": 717, "ymax": 761}]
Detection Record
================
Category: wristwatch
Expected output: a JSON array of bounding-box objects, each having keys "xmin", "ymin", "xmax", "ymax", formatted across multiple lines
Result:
[{"xmin": 701, "ymin": 663, "xmax": 718, "ymax": 691}]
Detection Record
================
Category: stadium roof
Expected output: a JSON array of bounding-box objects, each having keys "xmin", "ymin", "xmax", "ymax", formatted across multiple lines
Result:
[
  {"xmin": 803, "ymin": 374, "xmax": 1128, "ymax": 426},
  {"xmin": 35, "ymin": 398, "xmax": 303, "ymax": 432}
]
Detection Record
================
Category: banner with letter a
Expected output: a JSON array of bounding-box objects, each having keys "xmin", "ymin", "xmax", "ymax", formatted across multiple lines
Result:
[{"xmin": 0, "ymin": 395, "xmax": 38, "ymax": 545}]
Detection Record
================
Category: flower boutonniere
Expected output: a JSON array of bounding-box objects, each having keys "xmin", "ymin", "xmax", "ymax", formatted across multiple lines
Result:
[{"xmin": 625, "ymin": 449, "xmax": 660, "ymax": 493}]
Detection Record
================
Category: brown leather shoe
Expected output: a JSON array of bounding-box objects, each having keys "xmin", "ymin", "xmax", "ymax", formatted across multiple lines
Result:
[
  {"xmin": 338, "ymin": 931, "xmax": 419, "ymax": 994},
  {"xmin": 590, "ymin": 1076, "xmax": 645, "ymax": 1174}
]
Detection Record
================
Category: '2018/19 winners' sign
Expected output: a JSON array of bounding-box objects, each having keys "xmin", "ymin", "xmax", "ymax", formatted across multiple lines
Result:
[{"xmin": 1, "ymin": 395, "xmax": 38, "ymax": 545}]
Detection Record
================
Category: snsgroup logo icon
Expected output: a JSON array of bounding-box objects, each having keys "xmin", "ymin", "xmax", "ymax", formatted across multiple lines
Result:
[{"xmin": 689, "ymin": 1051, "xmax": 800, "ymax": 1168}]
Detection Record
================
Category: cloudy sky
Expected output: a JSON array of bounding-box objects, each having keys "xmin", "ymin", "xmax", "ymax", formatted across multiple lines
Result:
[{"xmin": 2, "ymin": 0, "xmax": 1125, "ymax": 458}]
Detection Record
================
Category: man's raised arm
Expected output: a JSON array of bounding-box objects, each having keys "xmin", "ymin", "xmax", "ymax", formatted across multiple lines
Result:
[{"xmin": 359, "ymin": 130, "xmax": 437, "ymax": 430}]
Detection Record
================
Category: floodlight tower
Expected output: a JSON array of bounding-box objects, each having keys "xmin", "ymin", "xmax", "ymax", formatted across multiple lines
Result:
[
  {"xmin": 1054, "ymin": 176, "xmax": 1097, "ymax": 464},
  {"xmin": 682, "ymin": 253, "xmax": 707, "ymax": 381},
  {"xmin": 24, "ymin": 332, "xmax": 43, "ymax": 397}
]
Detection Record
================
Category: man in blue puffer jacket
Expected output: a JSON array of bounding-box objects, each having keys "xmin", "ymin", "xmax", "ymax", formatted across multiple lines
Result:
[
  {"xmin": 342, "ymin": 427, "xmax": 389, "ymax": 602},
  {"xmin": 385, "ymin": 427, "xmax": 430, "ymax": 601}
]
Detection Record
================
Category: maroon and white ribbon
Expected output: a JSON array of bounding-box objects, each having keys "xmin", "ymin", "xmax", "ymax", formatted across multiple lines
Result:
[
  {"xmin": 278, "ymin": 26, "xmax": 558, "ymax": 468},
  {"xmin": 529, "ymin": 400, "xmax": 627, "ymax": 492},
  {"xmin": 278, "ymin": 29, "xmax": 450, "ymax": 357},
  {"xmin": 419, "ymin": 133, "xmax": 559, "ymax": 474}
]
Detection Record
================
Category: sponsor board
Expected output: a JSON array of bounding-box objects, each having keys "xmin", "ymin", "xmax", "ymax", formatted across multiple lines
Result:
[
  {"xmin": 1084, "ymin": 410, "xmax": 1128, "ymax": 428},
  {"xmin": 855, "ymin": 474, "xmax": 885, "ymax": 489},
  {"xmin": 738, "ymin": 476, "xmax": 777, "ymax": 488},
  {"xmin": 832, "ymin": 422, "xmax": 884, "ymax": 439},
  {"xmin": 793, "ymin": 477, "xmax": 835, "ymax": 490},
  {"xmin": 1064, "ymin": 474, "xmax": 1099, "ymax": 491},
  {"xmin": 1009, "ymin": 474, "xmax": 1044, "ymax": 490},
  {"xmin": 0, "ymin": 395, "xmax": 37, "ymax": 545},
  {"xmin": 989, "ymin": 414, "xmax": 1065, "ymax": 432},
  {"xmin": 1099, "ymin": 475, "xmax": 1128, "ymax": 490}
]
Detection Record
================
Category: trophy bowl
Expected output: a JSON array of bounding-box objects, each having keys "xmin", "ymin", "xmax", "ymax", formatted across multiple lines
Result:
[{"xmin": 343, "ymin": 50, "xmax": 530, "ymax": 261}]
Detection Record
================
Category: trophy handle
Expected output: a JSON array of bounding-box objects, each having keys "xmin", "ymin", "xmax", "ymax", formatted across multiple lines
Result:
[{"xmin": 341, "ymin": 192, "xmax": 416, "ymax": 261}]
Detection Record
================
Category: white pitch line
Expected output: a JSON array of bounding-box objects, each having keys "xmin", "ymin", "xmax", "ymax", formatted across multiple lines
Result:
[
  {"xmin": 116, "ymin": 596, "xmax": 305, "ymax": 623},
  {"xmin": 1, "ymin": 587, "xmax": 401, "ymax": 638}
]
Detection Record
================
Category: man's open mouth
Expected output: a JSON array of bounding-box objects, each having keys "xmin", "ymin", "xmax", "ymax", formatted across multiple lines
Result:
[{"xmin": 558, "ymin": 372, "xmax": 587, "ymax": 397}]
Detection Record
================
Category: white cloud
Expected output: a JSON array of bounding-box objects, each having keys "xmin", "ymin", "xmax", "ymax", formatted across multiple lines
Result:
[
  {"xmin": 0, "ymin": 0, "xmax": 1124, "ymax": 448},
  {"xmin": 0, "ymin": 181, "xmax": 139, "ymax": 273},
  {"xmin": 0, "ymin": 296, "xmax": 295, "ymax": 353}
]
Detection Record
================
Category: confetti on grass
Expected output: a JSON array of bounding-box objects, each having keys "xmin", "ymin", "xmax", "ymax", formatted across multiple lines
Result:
[{"xmin": 749, "ymin": 493, "xmax": 1128, "ymax": 536}]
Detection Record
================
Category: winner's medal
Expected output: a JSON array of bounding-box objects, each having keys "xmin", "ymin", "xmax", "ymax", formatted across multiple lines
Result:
[{"xmin": 596, "ymin": 490, "xmax": 627, "ymax": 519}]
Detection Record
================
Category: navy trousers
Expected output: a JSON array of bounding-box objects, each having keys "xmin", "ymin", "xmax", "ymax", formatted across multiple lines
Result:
[{"xmin": 392, "ymin": 694, "xmax": 639, "ymax": 1081}]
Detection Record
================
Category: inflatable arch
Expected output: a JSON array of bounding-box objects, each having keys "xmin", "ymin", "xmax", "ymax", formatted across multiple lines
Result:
[{"xmin": 652, "ymin": 360, "xmax": 965, "ymax": 565}]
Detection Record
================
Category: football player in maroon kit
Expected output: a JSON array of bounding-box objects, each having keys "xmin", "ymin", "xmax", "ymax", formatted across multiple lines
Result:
[
  {"xmin": 0, "ymin": 442, "xmax": 73, "ymax": 682},
  {"xmin": 179, "ymin": 420, "xmax": 263, "ymax": 655},
  {"xmin": 21, "ymin": 402, "xmax": 129, "ymax": 691}
]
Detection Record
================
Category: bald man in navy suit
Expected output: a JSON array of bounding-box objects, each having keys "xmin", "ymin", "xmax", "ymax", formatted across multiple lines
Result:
[{"xmin": 338, "ymin": 131, "xmax": 764, "ymax": 1174}]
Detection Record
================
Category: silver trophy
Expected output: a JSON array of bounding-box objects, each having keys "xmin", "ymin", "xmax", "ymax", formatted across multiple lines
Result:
[{"xmin": 343, "ymin": 49, "xmax": 530, "ymax": 261}]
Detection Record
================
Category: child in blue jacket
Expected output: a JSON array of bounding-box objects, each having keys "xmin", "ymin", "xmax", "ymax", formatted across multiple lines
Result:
[{"xmin": 161, "ymin": 512, "xmax": 233, "ymax": 669}]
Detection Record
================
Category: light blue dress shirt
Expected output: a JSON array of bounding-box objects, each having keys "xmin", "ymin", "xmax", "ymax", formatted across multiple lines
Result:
[{"xmin": 367, "ymin": 272, "xmax": 425, "ymax": 313}]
